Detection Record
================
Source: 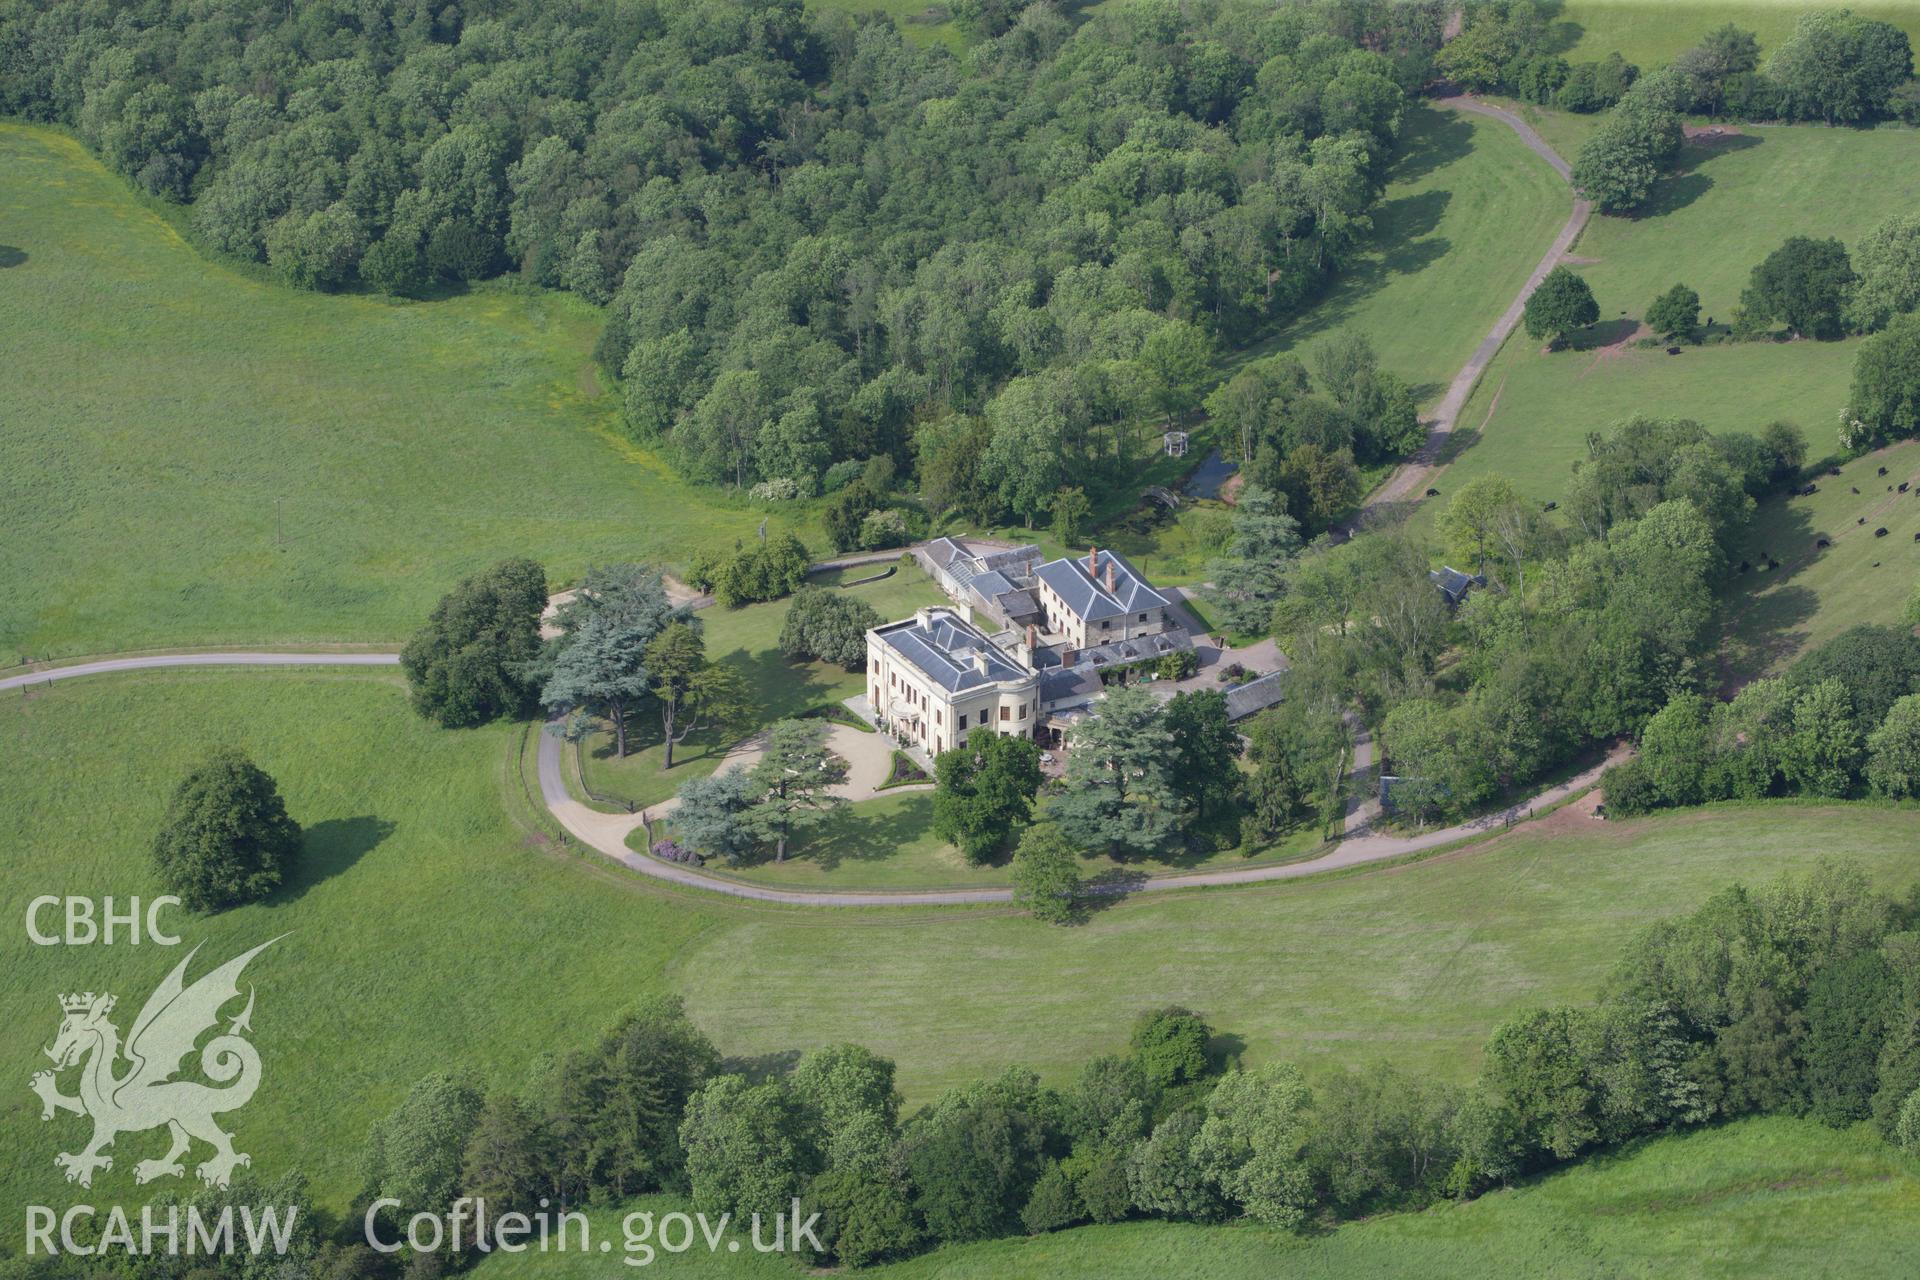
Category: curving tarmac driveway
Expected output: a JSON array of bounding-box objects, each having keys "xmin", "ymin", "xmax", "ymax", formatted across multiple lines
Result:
[{"xmin": 8, "ymin": 651, "xmax": 1612, "ymax": 907}]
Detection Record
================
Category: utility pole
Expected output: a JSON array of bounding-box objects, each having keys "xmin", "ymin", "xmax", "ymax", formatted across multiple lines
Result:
[{"xmin": 275, "ymin": 497, "xmax": 283, "ymax": 548}]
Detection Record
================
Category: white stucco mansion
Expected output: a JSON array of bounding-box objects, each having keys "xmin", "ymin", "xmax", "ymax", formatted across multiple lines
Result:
[{"xmin": 867, "ymin": 542, "xmax": 1196, "ymax": 756}]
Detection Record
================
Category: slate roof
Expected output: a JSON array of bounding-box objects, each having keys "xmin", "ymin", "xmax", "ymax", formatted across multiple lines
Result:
[
  {"xmin": 1035, "ymin": 549, "xmax": 1169, "ymax": 623},
  {"xmin": 1074, "ymin": 629, "xmax": 1191, "ymax": 667},
  {"xmin": 922, "ymin": 536, "xmax": 967, "ymax": 572},
  {"xmin": 1039, "ymin": 664, "xmax": 1103, "ymax": 709},
  {"xmin": 995, "ymin": 587, "xmax": 1042, "ymax": 622},
  {"xmin": 977, "ymin": 544, "xmax": 1043, "ymax": 575},
  {"xmin": 969, "ymin": 569, "xmax": 1015, "ymax": 600},
  {"xmin": 1224, "ymin": 671, "xmax": 1286, "ymax": 721},
  {"xmin": 1429, "ymin": 566, "xmax": 1486, "ymax": 604},
  {"xmin": 872, "ymin": 609, "xmax": 1031, "ymax": 694}
]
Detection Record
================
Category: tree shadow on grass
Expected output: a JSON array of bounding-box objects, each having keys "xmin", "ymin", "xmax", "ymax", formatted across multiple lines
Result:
[
  {"xmin": 1636, "ymin": 135, "xmax": 1763, "ymax": 219},
  {"xmin": 1207, "ymin": 1030, "xmax": 1248, "ymax": 1074},
  {"xmin": 1385, "ymin": 107, "xmax": 1476, "ymax": 187},
  {"xmin": 1564, "ymin": 317, "xmax": 1640, "ymax": 351},
  {"xmin": 1715, "ymin": 500, "xmax": 1823, "ymax": 685},
  {"xmin": 747, "ymin": 801, "xmax": 937, "ymax": 873},
  {"xmin": 720, "ymin": 646, "xmax": 850, "ymax": 724},
  {"xmin": 1062, "ymin": 868, "xmax": 1150, "ymax": 923},
  {"xmin": 276, "ymin": 815, "xmax": 395, "ymax": 903},
  {"xmin": 0, "ymin": 245, "xmax": 25, "ymax": 268}
]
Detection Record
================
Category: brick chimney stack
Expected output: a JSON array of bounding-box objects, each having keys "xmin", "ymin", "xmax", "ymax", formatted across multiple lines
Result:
[
  {"xmin": 1025, "ymin": 623, "xmax": 1037, "ymax": 649},
  {"xmin": 1104, "ymin": 562, "xmax": 1117, "ymax": 593},
  {"xmin": 1087, "ymin": 546, "xmax": 1099, "ymax": 575}
]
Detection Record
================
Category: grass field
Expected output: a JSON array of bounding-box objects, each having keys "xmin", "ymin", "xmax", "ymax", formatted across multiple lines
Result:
[
  {"xmin": 1227, "ymin": 102, "xmax": 1571, "ymax": 411},
  {"xmin": 676, "ymin": 799, "xmax": 1920, "ymax": 1104},
  {"xmin": 0, "ymin": 124, "xmax": 789, "ymax": 666},
  {"xmin": 577, "ymin": 563, "xmax": 947, "ymax": 810},
  {"xmin": 1556, "ymin": 0, "xmax": 1920, "ymax": 67},
  {"xmin": 0, "ymin": 670, "xmax": 721, "ymax": 1220},
  {"xmin": 1718, "ymin": 438, "xmax": 1920, "ymax": 678},
  {"xmin": 7, "ymin": 671, "xmax": 1920, "ymax": 1235},
  {"xmin": 1427, "ymin": 124, "xmax": 1920, "ymax": 512}
]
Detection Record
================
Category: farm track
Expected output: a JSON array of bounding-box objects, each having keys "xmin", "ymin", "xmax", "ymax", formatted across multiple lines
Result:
[{"xmin": 1349, "ymin": 94, "xmax": 1593, "ymax": 529}]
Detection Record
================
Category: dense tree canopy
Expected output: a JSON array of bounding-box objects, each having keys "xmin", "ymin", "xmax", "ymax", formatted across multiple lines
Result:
[{"xmin": 1, "ymin": 0, "xmax": 1444, "ymax": 521}]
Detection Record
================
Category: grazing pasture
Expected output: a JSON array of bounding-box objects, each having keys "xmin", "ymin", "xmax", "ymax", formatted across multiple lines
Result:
[
  {"xmin": 1556, "ymin": 0, "xmax": 1920, "ymax": 68},
  {"xmin": 1429, "ymin": 125, "xmax": 1920, "ymax": 511},
  {"xmin": 1718, "ymin": 438, "xmax": 1920, "ymax": 679}
]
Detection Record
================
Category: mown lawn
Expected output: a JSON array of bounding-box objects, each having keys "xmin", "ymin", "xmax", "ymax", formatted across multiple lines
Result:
[
  {"xmin": 577, "ymin": 562, "xmax": 947, "ymax": 809},
  {"xmin": 0, "ymin": 123, "xmax": 790, "ymax": 665},
  {"xmin": 676, "ymin": 801, "xmax": 1920, "ymax": 1106}
]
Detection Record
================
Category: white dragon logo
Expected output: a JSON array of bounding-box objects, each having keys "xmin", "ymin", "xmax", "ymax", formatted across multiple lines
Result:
[{"xmin": 31, "ymin": 938, "xmax": 278, "ymax": 1190}]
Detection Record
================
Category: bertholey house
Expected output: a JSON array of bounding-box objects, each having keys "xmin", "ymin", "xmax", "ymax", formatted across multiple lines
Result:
[{"xmin": 866, "ymin": 545, "xmax": 1201, "ymax": 757}]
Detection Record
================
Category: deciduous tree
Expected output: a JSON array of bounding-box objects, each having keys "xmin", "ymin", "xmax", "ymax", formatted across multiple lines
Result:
[
  {"xmin": 1522, "ymin": 266, "xmax": 1599, "ymax": 349},
  {"xmin": 150, "ymin": 748, "xmax": 303, "ymax": 912},
  {"xmin": 645, "ymin": 622, "xmax": 749, "ymax": 770},
  {"xmin": 932, "ymin": 728, "xmax": 1043, "ymax": 864},
  {"xmin": 402, "ymin": 558, "xmax": 548, "ymax": 728}
]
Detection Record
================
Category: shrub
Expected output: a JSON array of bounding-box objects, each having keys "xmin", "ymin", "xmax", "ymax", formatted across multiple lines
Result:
[
  {"xmin": 806, "ymin": 1168, "xmax": 922, "ymax": 1267},
  {"xmin": 713, "ymin": 533, "xmax": 811, "ymax": 607},
  {"xmin": 749, "ymin": 477, "xmax": 800, "ymax": 502},
  {"xmin": 1130, "ymin": 1007, "xmax": 1213, "ymax": 1088},
  {"xmin": 650, "ymin": 839, "xmax": 703, "ymax": 865},
  {"xmin": 779, "ymin": 586, "xmax": 883, "ymax": 668},
  {"xmin": 1600, "ymin": 758, "xmax": 1661, "ymax": 817},
  {"xmin": 1019, "ymin": 1163, "xmax": 1082, "ymax": 1233}
]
